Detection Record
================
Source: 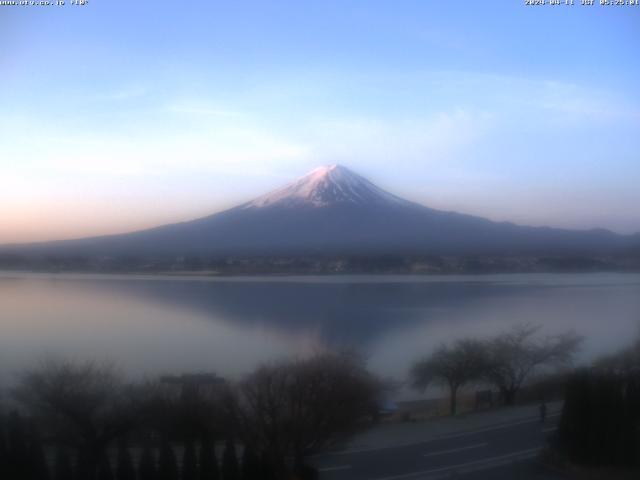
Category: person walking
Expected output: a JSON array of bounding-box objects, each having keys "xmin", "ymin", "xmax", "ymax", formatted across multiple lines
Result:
[{"xmin": 539, "ymin": 401, "xmax": 547, "ymax": 424}]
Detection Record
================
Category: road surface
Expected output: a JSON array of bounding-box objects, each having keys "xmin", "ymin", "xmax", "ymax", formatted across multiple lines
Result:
[{"xmin": 312, "ymin": 408, "xmax": 563, "ymax": 480}]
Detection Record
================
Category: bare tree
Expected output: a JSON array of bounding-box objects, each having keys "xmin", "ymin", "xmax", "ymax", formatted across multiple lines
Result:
[
  {"xmin": 483, "ymin": 324, "xmax": 582, "ymax": 405},
  {"xmin": 595, "ymin": 329, "xmax": 640, "ymax": 374},
  {"xmin": 142, "ymin": 374, "xmax": 226, "ymax": 444},
  {"xmin": 411, "ymin": 339, "xmax": 488, "ymax": 415},
  {"xmin": 231, "ymin": 352, "xmax": 381, "ymax": 479},
  {"xmin": 14, "ymin": 359, "xmax": 143, "ymax": 480}
]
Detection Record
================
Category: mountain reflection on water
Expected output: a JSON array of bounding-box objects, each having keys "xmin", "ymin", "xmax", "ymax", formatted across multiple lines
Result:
[{"xmin": 1, "ymin": 273, "xmax": 639, "ymax": 390}]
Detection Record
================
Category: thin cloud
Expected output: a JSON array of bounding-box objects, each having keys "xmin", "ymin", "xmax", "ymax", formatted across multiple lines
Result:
[
  {"xmin": 166, "ymin": 102, "xmax": 245, "ymax": 118},
  {"xmin": 99, "ymin": 86, "xmax": 148, "ymax": 101}
]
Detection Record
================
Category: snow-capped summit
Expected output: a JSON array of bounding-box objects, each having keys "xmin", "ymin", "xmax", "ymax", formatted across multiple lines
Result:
[{"xmin": 242, "ymin": 164, "xmax": 411, "ymax": 209}]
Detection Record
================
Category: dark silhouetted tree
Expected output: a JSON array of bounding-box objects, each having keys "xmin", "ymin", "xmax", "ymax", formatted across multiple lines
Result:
[
  {"xmin": 557, "ymin": 368, "xmax": 640, "ymax": 468},
  {"xmin": 231, "ymin": 353, "xmax": 380, "ymax": 477},
  {"xmin": 0, "ymin": 414, "xmax": 7, "ymax": 480},
  {"xmin": 596, "ymin": 331, "xmax": 640, "ymax": 374},
  {"xmin": 199, "ymin": 435, "xmax": 219, "ymax": 480},
  {"xmin": 97, "ymin": 454, "xmax": 114, "ymax": 480},
  {"xmin": 259, "ymin": 453, "xmax": 276, "ymax": 480},
  {"xmin": 115, "ymin": 440, "xmax": 136, "ymax": 480},
  {"xmin": 293, "ymin": 458, "xmax": 318, "ymax": 480},
  {"xmin": 221, "ymin": 440, "xmax": 239, "ymax": 480},
  {"xmin": 158, "ymin": 440, "xmax": 179, "ymax": 480},
  {"xmin": 53, "ymin": 447, "xmax": 74, "ymax": 480},
  {"xmin": 142, "ymin": 373, "xmax": 226, "ymax": 454},
  {"xmin": 6, "ymin": 411, "xmax": 30, "ymax": 478},
  {"xmin": 14, "ymin": 360, "xmax": 143, "ymax": 480},
  {"xmin": 138, "ymin": 444, "xmax": 156, "ymax": 480},
  {"xmin": 27, "ymin": 426, "xmax": 50, "ymax": 480},
  {"xmin": 411, "ymin": 340, "xmax": 488, "ymax": 415},
  {"xmin": 182, "ymin": 440, "xmax": 197, "ymax": 480},
  {"xmin": 484, "ymin": 325, "xmax": 581, "ymax": 405},
  {"xmin": 240, "ymin": 446, "xmax": 261, "ymax": 480}
]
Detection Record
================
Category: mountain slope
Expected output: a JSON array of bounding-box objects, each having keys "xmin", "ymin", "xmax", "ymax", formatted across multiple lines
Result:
[{"xmin": 2, "ymin": 165, "xmax": 636, "ymax": 258}]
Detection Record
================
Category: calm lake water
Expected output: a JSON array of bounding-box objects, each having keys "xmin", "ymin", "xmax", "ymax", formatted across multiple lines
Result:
[{"xmin": 1, "ymin": 272, "xmax": 639, "ymax": 394}]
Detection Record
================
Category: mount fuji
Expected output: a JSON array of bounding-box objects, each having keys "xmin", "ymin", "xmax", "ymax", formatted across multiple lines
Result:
[
  {"xmin": 2, "ymin": 165, "xmax": 636, "ymax": 259},
  {"xmin": 241, "ymin": 164, "xmax": 412, "ymax": 209}
]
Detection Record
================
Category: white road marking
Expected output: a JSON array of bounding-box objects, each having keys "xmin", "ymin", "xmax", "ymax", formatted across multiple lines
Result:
[
  {"xmin": 320, "ymin": 412, "xmax": 560, "ymax": 456},
  {"xmin": 437, "ymin": 413, "xmax": 560, "ymax": 441},
  {"xmin": 423, "ymin": 442, "xmax": 488, "ymax": 457},
  {"xmin": 369, "ymin": 447, "xmax": 542, "ymax": 480},
  {"xmin": 318, "ymin": 465, "xmax": 352, "ymax": 472},
  {"xmin": 543, "ymin": 426, "xmax": 557, "ymax": 433}
]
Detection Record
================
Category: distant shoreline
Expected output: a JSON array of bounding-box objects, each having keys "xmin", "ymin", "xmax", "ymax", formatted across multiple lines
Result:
[
  {"xmin": 0, "ymin": 268, "xmax": 640, "ymax": 281},
  {"xmin": 1, "ymin": 253, "xmax": 639, "ymax": 276}
]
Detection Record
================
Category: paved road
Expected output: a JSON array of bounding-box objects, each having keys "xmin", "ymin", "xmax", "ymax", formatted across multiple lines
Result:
[{"xmin": 312, "ymin": 412, "xmax": 562, "ymax": 480}]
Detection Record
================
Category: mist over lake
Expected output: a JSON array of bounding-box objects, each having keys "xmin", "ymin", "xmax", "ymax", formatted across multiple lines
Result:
[{"xmin": 1, "ymin": 272, "xmax": 638, "ymax": 394}]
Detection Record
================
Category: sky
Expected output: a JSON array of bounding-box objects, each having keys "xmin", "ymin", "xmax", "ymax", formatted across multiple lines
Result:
[{"xmin": 1, "ymin": 0, "xmax": 639, "ymax": 243}]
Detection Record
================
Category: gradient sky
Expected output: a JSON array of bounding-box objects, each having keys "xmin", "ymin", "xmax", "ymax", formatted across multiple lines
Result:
[{"xmin": 1, "ymin": 0, "xmax": 639, "ymax": 243}]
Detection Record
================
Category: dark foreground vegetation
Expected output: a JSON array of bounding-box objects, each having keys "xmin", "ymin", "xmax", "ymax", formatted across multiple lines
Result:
[
  {"xmin": 0, "ymin": 353, "xmax": 382, "ymax": 480},
  {"xmin": 553, "ymin": 336, "xmax": 640, "ymax": 472},
  {"xmin": 3, "ymin": 326, "xmax": 639, "ymax": 479},
  {"xmin": 411, "ymin": 324, "xmax": 640, "ymax": 475}
]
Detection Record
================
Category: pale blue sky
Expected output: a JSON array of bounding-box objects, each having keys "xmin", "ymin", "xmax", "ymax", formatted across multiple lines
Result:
[{"xmin": 1, "ymin": 1, "xmax": 639, "ymax": 242}]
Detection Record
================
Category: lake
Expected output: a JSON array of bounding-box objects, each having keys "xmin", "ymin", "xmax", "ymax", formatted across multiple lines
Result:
[{"xmin": 1, "ymin": 272, "xmax": 639, "ymax": 396}]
